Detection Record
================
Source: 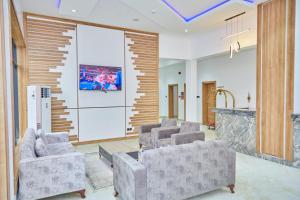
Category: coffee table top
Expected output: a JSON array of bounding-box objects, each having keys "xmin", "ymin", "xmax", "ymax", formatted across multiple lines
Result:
[{"xmin": 99, "ymin": 144, "xmax": 139, "ymax": 167}]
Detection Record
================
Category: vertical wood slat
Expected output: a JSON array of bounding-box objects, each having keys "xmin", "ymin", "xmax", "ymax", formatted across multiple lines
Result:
[
  {"xmin": 125, "ymin": 32, "xmax": 159, "ymax": 135},
  {"xmin": 257, "ymin": 0, "xmax": 295, "ymax": 160},
  {"xmin": 25, "ymin": 16, "xmax": 76, "ymax": 133},
  {"xmin": 0, "ymin": 0, "xmax": 10, "ymax": 198}
]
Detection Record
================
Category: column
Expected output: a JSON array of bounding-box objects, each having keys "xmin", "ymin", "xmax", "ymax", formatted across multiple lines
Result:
[{"xmin": 185, "ymin": 59, "xmax": 198, "ymax": 122}]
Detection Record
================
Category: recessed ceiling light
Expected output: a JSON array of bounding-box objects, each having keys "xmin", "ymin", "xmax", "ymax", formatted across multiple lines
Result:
[
  {"xmin": 71, "ymin": 9, "xmax": 77, "ymax": 13},
  {"xmin": 151, "ymin": 9, "xmax": 157, "ymax": 14},
  {"xmin": 184, "ymin": 29, "xmax": 189, "ymax": 33},
  {"xmin": 133, "ymin": 18, "xmax": 139, "ymax": 22}
]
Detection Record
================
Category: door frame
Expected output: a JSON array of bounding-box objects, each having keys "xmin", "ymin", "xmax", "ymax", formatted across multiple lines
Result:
[
  {"xmin": 202, "ymin": 81, "xmax": 216, "ymax": 125},
  {"xmin": 184, "ymin": 83, "xmax": 186, "ymax": 121},
  {"xmin": 168, "ymin": 84, "xmax": 178, "ymax": 118}
]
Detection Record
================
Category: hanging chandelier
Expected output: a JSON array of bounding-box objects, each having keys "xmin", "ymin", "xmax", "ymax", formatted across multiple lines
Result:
[{"xmin": 223, "ymin": 12, "xmax": 249, "ymax": 58}]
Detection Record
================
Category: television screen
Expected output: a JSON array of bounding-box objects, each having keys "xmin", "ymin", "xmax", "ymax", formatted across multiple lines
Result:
[{"xmin": 79, "ymin": 64, "xmax": 122, "ymax": 91}]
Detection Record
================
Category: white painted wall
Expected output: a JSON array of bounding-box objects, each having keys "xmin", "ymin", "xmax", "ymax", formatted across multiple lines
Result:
[
  {"xmin": 295, "ymin": 2, "xmax": 300, "ymax": 113},
  {"xmin": 188, "ymin": 10, "xmax": 257, "ymax": 59},
  {"xmin": 197, "ymin": 47, "xmax": 256, "ymax": 122},
  {"xmin": 159, "ymin": 63, "xmax": 185, "ymax": 119},
  {"xmin": 159, "ymin": 32, "xmax": 190, "ymax": 59}
]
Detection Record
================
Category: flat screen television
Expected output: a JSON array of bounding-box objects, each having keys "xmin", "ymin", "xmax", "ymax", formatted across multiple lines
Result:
[{"xmin": 79, "ymin": 64, "xmax": 122, "ymax": 91}]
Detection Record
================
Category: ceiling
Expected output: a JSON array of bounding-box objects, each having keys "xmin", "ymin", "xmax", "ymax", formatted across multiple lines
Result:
[{"xmin": 20, "ymin": 0, "xmax": 267, "ymax": 34}]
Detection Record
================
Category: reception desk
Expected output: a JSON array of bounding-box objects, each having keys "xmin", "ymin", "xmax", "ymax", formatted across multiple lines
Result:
[
  {"xmin": 212, "ymin": 108, "xmax": 300, "ymax": 168},
  {"xmin": 212, "ymin": 108, "xmax": 256, "ymax": 156}
]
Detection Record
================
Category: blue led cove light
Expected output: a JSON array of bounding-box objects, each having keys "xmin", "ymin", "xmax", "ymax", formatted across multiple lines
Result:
[{"xmin": 161, "ymin": 0, "xmax": 255, "ymax": 23}]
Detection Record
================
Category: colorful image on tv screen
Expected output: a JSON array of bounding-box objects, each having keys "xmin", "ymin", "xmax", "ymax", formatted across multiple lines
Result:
[{"xmin": 79, "ymin": 64, "xmax": 122, "ymax": 91}]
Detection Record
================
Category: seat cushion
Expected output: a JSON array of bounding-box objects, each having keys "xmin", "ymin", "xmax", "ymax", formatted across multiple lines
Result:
[
  {"xmin": 161, "ymin": 119, "xmax": 177, "ymax": 127},
  {"xmin": 35, "ymin": 138, "xmax": 49, "ymax": 157},
  {"xmin": 180, "ymin": 122, "xmax": 200, "ymax": 133},
  {"xmin": 47, "ymin": 142, "xmax": 75, "ymax": 155}
]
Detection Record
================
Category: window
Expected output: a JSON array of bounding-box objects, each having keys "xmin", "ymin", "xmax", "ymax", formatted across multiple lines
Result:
[{"xmin": 12, "ymin": 40, "xmax": 19, "ymax": 145}]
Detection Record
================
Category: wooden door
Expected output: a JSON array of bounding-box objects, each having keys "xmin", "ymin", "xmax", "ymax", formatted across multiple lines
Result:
[
  {"xmin": 257, "ymin": 0, "xmax": 295, "ymax": 160},
  {"xmin": 168, "ymin": 84, "xmax": 178, "ymax": 118},
  {"xmin": 202, "ymin": 82, "xmax": 216, "ymax": 126}
]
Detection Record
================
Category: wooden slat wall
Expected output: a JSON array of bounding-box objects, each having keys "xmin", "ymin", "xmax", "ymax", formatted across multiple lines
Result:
[
  {"xmin": 125, "ymin": 32, "xmax": 159, "ymax": 135},
  {"xmin": 25, "ymin": 16, "xmax": 75, "ymax": 133},
  {"xmin": 256, "ymin": 0, "xmax": 295, "ymax": 160},
  {"xmin": 0, "ymin": 0, "xmax": 10, "ymax": 198}
]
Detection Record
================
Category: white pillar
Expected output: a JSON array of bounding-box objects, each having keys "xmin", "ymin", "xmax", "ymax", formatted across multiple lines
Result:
[
  {"xmin": 294, "ymin": 2, "xmax": 300, "ymax": 113},
  {"xmin": 185, "ymin": 59, "xmax": 198, "ymax": 122}
]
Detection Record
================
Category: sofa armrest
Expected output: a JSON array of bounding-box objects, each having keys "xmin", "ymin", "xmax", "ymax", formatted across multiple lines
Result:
[
  {"xmin": 140, "ymin": 123, "xmax": 161, "ymax": 134},
  {"xmin": 227, "ymin": 149, "xmax": 236, "ymax": 185},
  {"xmin": 171, "ymin": 131, "xmax": 205, "ymax": 145},
  {"xmin": 152, "ymin": 126, "xmax": 180, "ymax": 140},
  {"xmin": 113, "ymin": 153, "xmax": 146, "ymax": 200},
  {"xmin": 45, "ymin": 132, "xmax": 69, "ymax": 144},
  {"xmin": 19, "ymin": 152, "xmax": 85, "ymax": 200}
]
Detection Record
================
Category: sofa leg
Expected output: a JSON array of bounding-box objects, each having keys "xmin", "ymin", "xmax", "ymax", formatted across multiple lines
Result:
[
  {"xmin": 79, "ymin": 189, "xmax": 86, "ymax": 198},
  {"xmin": 139, "ymin": 144, "xmax": 142, "ymax": 148},
  {"xmin": 114, "ymin": 190, "xmax": 119, "ymax": 197},
  {"xmin": 227, "ymin": 184, "xmax": 235, "ymax": 193}
]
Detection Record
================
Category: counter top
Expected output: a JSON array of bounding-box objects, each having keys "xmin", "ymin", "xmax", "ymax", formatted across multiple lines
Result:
[
  {"xmin": 212, "ymin": 108, "xmax": 256, "ymax": 117},
  {"xmin": 292, "ymin": 113, "xmax": 300, "ymax": 121}
]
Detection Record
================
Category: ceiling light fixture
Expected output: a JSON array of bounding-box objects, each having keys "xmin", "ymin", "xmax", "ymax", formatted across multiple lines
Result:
[
  {"xmin": 71, "ymin": 9, "xmax": 77, "ymax": 13},
  {"xmin": 133, "ymin": 18, "xmax": 139, "ymax": 22},
  {"xmin": 152, "ymin": 9, "xmax": 157, "ymax": 14},
  {"xmin": 184, "ymin": 29, "xmax": 188, "ymax": 33},
  {"xmin": 161, "ymin": 0, "xmax": 255, "ymax": 23}
]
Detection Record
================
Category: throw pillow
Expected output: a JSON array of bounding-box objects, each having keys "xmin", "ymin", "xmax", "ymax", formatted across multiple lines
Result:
[
  {"xmin": 35, "ymin": 138, "xmax": 49, "ymax": 157},
  {"xmin": 36, "ymin": 129, "xmax": 44, "ymax": 138}
]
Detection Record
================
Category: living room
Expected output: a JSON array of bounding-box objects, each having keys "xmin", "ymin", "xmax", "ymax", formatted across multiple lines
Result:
[{"xmin": 0, "ymin": 0, "xmax": 300, "ymax": 200}]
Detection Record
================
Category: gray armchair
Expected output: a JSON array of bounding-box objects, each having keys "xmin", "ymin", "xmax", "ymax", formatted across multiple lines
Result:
[
  {"xmin": 139, "ymin": 119, "xmax": 177, "ymax": 148},
  {"xmin": 18, "ymin": 129, "xmax": 86, "ymax": 200},
  {"xmin": 152, "ymin": 121, "xmax": 204, "ymax": 147},
  {"xmin": 113, "ymin": 140, "xmax": 236, "ymax": 200}
]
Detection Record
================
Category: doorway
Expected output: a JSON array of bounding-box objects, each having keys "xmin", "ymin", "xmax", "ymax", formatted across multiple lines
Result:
[
  {"xmin": 168, "ymin": 84, "xmax": 178, "ymax": 118},
  {"xmin": 202, "ymin": 81, "xmax": 216, "ymax": 126}
]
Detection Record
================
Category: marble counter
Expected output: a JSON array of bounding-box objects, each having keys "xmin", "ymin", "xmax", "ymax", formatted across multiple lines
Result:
[
  {"xmin": 212, "ymin": 108, "xmax": 300, "ymax": 168},
  {"xmin": 292, "ymin": 114, "xmax": 300, "ymax": 168},
  {"xmin": 212, "ymin": 108, "xmax": 256, "ymax": 156}
]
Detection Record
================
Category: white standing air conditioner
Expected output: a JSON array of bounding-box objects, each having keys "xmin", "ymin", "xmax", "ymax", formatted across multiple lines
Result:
[{"xmin": 27, "ymin": 86, "xmax": 52, "ymax": 132}]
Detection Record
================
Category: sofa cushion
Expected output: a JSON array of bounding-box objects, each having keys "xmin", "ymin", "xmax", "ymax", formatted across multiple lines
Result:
[
  {"xmin": 47, "ymin": 142, "xmax": 76, "ymax": 155},
  {"xmin": 35, "ymin": 138, "xmax": 49, "ymax": 157},
  {"xmin": 20, "ymin": 128, "xmax": 37, "ymax": 160},
  {"xmin": 180, "ymin": 122, "xmax": 200, "ymax": 133},
  {"xmin": 161, "ymin": 119, "xmax": 177, "ymax": 127},
  {"xmin": 39, "ymin": 131, "xmax": 49, "ymax": 145}
]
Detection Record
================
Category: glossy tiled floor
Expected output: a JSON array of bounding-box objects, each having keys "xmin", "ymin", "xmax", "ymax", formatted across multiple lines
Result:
[{"xmin": 45, "ymin": 126, "xmax": 300, "ymax": 200}]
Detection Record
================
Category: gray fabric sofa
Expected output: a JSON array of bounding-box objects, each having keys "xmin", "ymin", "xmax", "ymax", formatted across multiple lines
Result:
[
  {"xmin": 152, "ymin": 121, "xmax": 204, "ymax": 147},
  {"xmin": 113, "ymin": 140, "xmax": 236, "ymax": 200},
  {"xmin": 18, "ymin": 128, "xmax": 86, "ymax": 200},
  {"xmin": 139, "ymin": 119, "xmax": 177, "ymax": 148}
]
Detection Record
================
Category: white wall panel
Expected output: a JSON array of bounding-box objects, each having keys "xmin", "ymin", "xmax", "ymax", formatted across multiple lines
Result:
[
  {"xmin": 78, "ymin": 107, "xmax": 125, "ymax": 141},
  {"xmin": 51, "ymin": 29, "xmax": 78, "ymax": 108},
  {"xmin": 77, "ymin": 24, "xmax": 125, "ymax": 107},
  {"xmin": 125, "ymin": 37, "xmax": 141, "ymax": 106}
]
